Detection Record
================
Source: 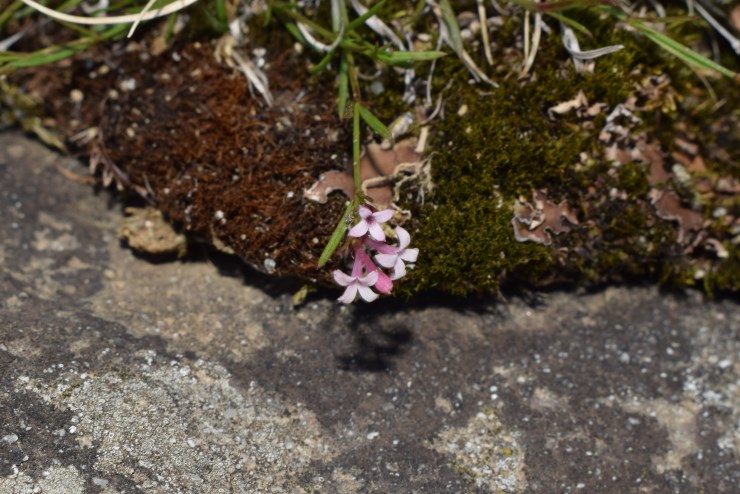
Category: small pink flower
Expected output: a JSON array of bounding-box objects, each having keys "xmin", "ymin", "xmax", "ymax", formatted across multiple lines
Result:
[
  {"xmin": 374, "ymin": 226, "xmax": 418, "ymax": 280},
  {"xmin": 353, "ymin": 243, "xmax": 393, "ymax": 294},
  {"xmin": 333, "ymin": 270, "xmax": 379, "ymax": 303},
  {"xmin": 348, "ymin": 206, "xmax": 394, "ymax": 241}
]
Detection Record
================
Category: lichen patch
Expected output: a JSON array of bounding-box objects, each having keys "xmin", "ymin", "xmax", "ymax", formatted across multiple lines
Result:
[{"xmin": 430, "ymin": 407, "xmax": 527, "ymax": 493}]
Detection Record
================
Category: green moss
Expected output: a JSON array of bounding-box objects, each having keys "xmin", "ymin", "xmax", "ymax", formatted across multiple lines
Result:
[
  {"xmin": 617, "ymin": 163, "xmax": 650, "ymax": 197},
  {"xmin": 395, "ymin": 10, "xmax": 736, "ymax": 295},
  {"xmin": 401, "ymin": 200, "xmax": 555, "ymax": 295}
]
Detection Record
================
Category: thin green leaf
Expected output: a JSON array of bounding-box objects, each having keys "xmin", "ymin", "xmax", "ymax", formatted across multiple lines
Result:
[
  {"xmin": 346, "ymin": 51, "xmax": 360, "ymax": 100},
  {"xmin": 199, "ymin": 3, "xmax": 228, "ymax": 34},
  {"xmin": 215, "ymin": 0, "xmax": 227, "ymax": 24},
  {"xmin": 353, "ymin": 103, "xmax": 361, "ymax": 194},
  {"xmin": 358, "ymin": 105, "xmax": 392, "ymax": 140},
  {"xmin": 9, "ymin": 48, "xmax": 79, "ymax": 68},
  {"xmin": 2, "ymin": 23, "xmax": 127, "ymax": 72},
  {"xmin": 338, "ymin": 54, "xmax": 349, "ymax": 119},
  {"xmin": 376, "ymin": 50, "xmax": 446, "ymax": 65},
  {"xmin": 545, "ymin": 11, "xmax": 591, "ymax": 36},
  {"xmin": 164, "ymin": 11, "xmax": 177, "ymax": 40},
  {"xmin": 310, "ymin": 51, "xmax": 334, "ymax": 75},
  {"xmin": 283, "ymin": 21, "xmax": 307, "ymax": 45},
  {"xmin": 346, "ymin": 0, "xmax": 386, "ymax": 32},
  {"xmin": 331, "ymin": 0, "xmax": 349, "ymax": 32},
  {"xmin": 0, "ymin": 0, "xmax": 23, "ymax": 30},
  {"xmin": 639, "ymin": 27, "xmax": 736, "ymax": 77},
  {"xmin": 273, "ymin": 4, "xmax": 335, "ymax": 39},
  {"xmin": 438, "ymin": 0, "xmax": 463, "ymax": 54},
  {"xmin": 410, "ymin": 0, "xmax": 426, "ymax": 25},
  {"xmin": 600, "ymin": 7, "xmax": 736, "ymax": 78},
  {"xmin": 318, "ymin": 203, "xmax": 353, "ymax": 268}
]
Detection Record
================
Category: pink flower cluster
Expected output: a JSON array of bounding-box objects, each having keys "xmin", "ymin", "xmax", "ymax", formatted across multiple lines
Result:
[{"xmin": 332, "ymin": 205, "xmax": 418, "ymax": 303}]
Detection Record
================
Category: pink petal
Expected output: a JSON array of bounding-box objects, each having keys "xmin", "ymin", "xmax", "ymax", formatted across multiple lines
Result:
[
  {"xmin": 400, "ymin": 248, "xmax": 418, "ymax": 263},
  {"xmin": 368, "ymin": 222, "xmax": 386, "ymax": 241},
  {"xmin": 333, "ymin": 270, "xmax": 355, "ymax": 286},
  {"xmin": 358, "ymin": 206, "xmax": 372, "ymax": 219},
  {"xmin": 395, "ymin": 226, "xmax": 411, "ymax": 249},
  {"xmin": 372, "ymin": 209, "xmax": 394, "ymax": 223},
  {"xmin": 360, "ymin": 270, "xmax": 379, "ymax": 286},
  {"xmin": 337, "ymin": 283, "xmax": 358, "ymax": 304},
  {"xmin": 365, "ymin": 238, "xmax": 397, "ymax": 255},
  {"xmin": 374, "ymin": 253, "xmax": 397, "ymax": 269},
  {"xmin": 348, "ymin": 220, "xmax": 369, "ymax": 238},
  {"xmin": 374, "ymin": 270, "xmax": 394, "ymax": 294},
  {"xmin": 357, "ymin": 285, "xmax": 379, "ymax": 302},
  {"xmin": 390, "ymin": 259, "xmax": 406, "ymax": 280}
]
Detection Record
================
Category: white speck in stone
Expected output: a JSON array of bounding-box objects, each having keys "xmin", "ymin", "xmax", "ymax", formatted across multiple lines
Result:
[
  {"xmin": 717, "ymin": 359, "xmax": 731, "ymax": 370},
  {"xmin": 92, "ymin": 478, "xmax": 109, "ymax": 486},
  {"xmin": 489, "ymin": 385, "xmax": 498, "ymax": 392},
  {"xmin": 666, "ymin": 347, "xmax": 674, "ymax": 356},
  {"xmin": 577, "ymin": 483, "xmax": 586, "ymax": 489},
  {"xmin": 490, "ymin": 394, "xmax": 499, "ymax": 401},
  {"xmin": 366, "ymin": 432, "xmax": 379, "ymax": 440},
  {"xmin": 68, "ymin": 426, "xmax": 77, "ymax": 434},
  {"xmin": 214, "ymin": 210, "xmax": 225, "ymax": 221},
  {"xmin": 287, "ymin": 191, "xmax": 295, "ymax": 199},
  {"xmin": 2, "ymin": 434, "xmax": 18, "ymax": 443},
  {"xmin": 187, "ymin": 438, "xmax": 196, "ymax": 448},
  {"xmin": 619, "ymin": 353, "xmax": 630, "ymax": 364}
]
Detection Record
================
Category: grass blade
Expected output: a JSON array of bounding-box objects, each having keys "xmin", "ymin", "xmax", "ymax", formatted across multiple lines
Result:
[
  {"xmin": 376, "ymin": 49, "xmax": 446, "ymax": 65},
  {"xmin": 620, "ymin": 18, "xmax": 736, "ymax": 77},
  {"xmin": 310, "ymin": 50, "xmax": 334, "ymax": 74},
  {"xmin": 358, "ymin": 105, "xmax": 391, "ymax": 140},
  {"xmin": 438, "ymin": 0, "xmax": 463, "ymax": 54},
  {"xmin": 545, "ymin": 11, "xmax": 591, "ymax": 36},
  {"xmin": 318, "ymin": 203, "xmax": 352, "ymax": 267},
  {"xmin": 601, "ymin": 7, "xmax": 736, "ymax": 78},
  {"xmin": 353, "ymin": 102, "xmax": 361, "ymax": 193},
  {"xmin": 338, "ymin": 53, "xmax": 349, "ymax": 119},
  {"xmin": 346, "ymin": 0, "xmax": 385, "ymax": 33}
]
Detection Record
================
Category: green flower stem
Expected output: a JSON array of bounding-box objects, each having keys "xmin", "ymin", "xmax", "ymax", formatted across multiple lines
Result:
[{"xmin": 353, "ymin": 101, "xmax": 361, "ymax": 195}]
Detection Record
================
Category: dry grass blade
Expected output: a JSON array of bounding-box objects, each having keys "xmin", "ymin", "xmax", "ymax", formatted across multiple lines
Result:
[
  {"xmin": 694, "ymin": 2, "xmax": 740, "ymax": 55},
  {"xmin": 349, "ymin": 0, "xmax": 404, "ymax": 50},
  {"xmin": 521, "ymin": 10, "xmax": 542, "ymax": 76},
  {"xmin": 128, "ymin": 0, "xmax": 160, "ymax": 38},
  {"xmin": 19, "ymin": 0, "xmax": 200, "ymax": 27}
]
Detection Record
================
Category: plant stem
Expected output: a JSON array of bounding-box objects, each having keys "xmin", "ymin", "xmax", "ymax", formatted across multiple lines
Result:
[{"xmin": 352, "ymin": 102, "xmax": 361, "ymax": 196}]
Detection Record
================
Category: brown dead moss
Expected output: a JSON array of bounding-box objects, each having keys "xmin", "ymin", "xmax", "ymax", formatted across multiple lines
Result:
[{"xmin": 16, "ymin": 39, "xmax": 349, "ymax": 281}]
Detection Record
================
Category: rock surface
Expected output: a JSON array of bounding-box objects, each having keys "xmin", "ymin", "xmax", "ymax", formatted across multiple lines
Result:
[{"xmin": 1, "ymin": 132, "xmax": 738, "ymax": 492}]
